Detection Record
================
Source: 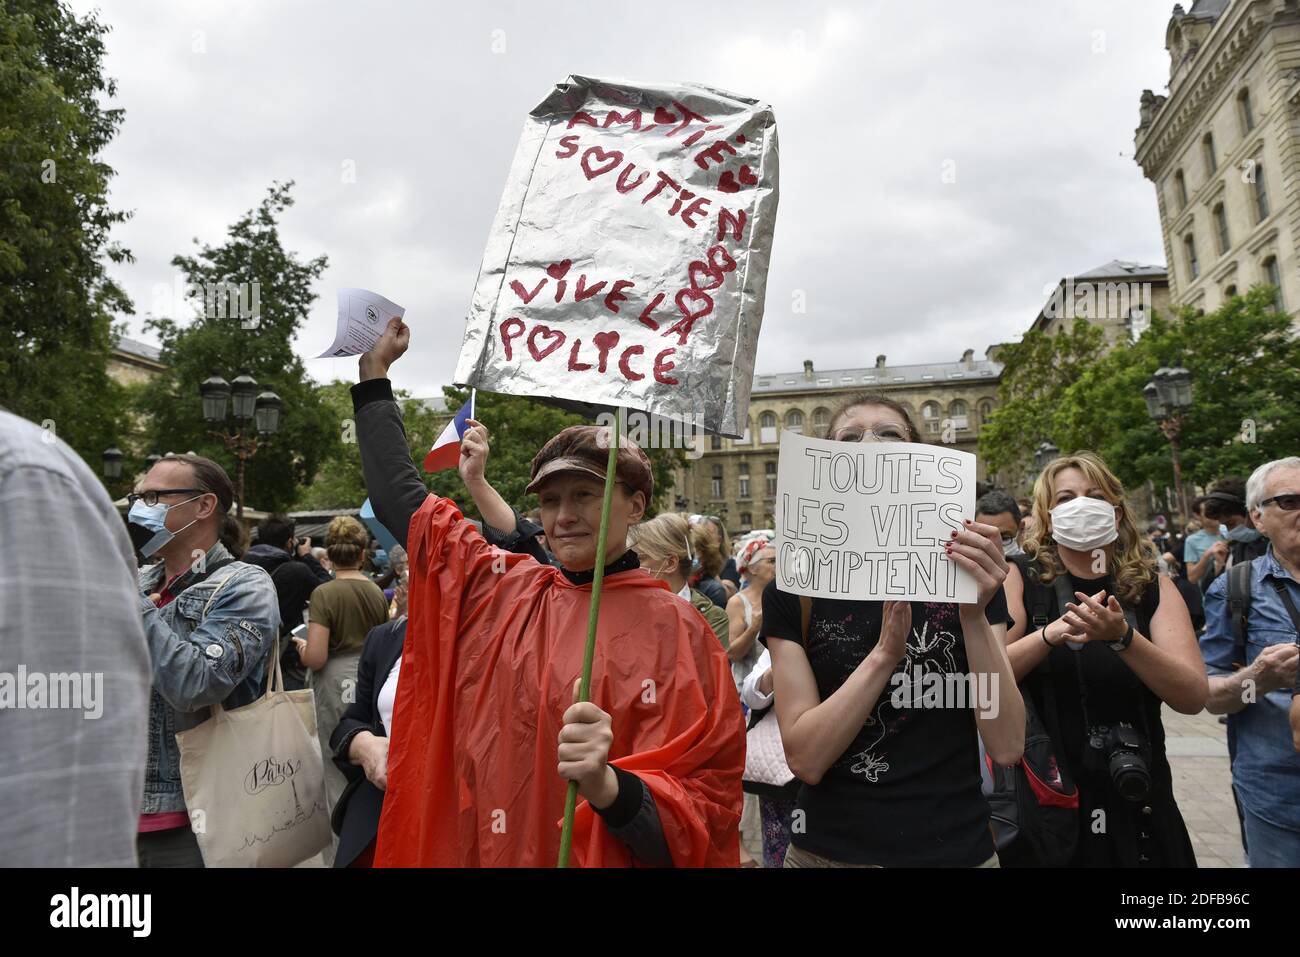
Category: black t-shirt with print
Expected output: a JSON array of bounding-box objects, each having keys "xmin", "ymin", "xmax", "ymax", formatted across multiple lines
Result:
[{"xmin": 761, "ymin": 581, "xmax": 1011, "ymax": 867}]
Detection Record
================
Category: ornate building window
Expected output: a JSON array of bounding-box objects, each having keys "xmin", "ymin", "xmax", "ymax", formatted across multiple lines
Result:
[
  {"xmin": 977, "ymin": 399, "xmax": 994, "ymax": 426},
  {"xmin": 921, "ymin": 401, "xmax": 941, "ymax": 435},
  {"xmin": 710, "ymin": 464, "xmax": 723, "ymax": 500},
  {"xmin": 1238, "ymin": 88, "xmax": 1254, "ymax": 135},
  {"xmin": 738, "ymin": 461, "xmax": 750, "ymax": 500},
  {"xmin": 1184, "ymin": 232, "xmax": 1199, "ymax": 280},
  {"xmin": 1174, "ymin": 169, "xmax": 1188, "ymax": 209},
  {"xmin": 764, "ymin": 461, "xmax": 777, "ymax": 497},
  {"xmin": 710, "ymin": 434, "xmax": 722, "ymax": 450},
  {"xmin": 1213, "ymin": 203, "xmax": 1230, "ymax": 255},
  {"xmin": 1263, "ymin": 256, "xmax": 1284, "ymax": 310},
  {"xmin": 1202, "ymin": 132, "xmax": 1216, "ymax": 176},
  {"xmin": 1252, "ymin": 161, "xmax": 1270, "ymax": 222},
  {"xmin": 812, "ymin": 407, "xmax": 830, "ymax": 434},
  {"xmin": 785, "ymin": 409, "xmax": 804, "ymax": 434},
  {"xmin": 759, "ymin": 412, "xmax": 777, "ymax": 444},
  {"xmin": 948, "ymin": 400, "xmax": 968, "ymax": 431},
  {"xmin": 740, "ymin": 512, "xmax": 752, "ymax": 531}
]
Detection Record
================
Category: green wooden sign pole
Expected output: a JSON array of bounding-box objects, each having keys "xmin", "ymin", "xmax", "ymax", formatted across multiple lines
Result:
[{"xmin": 556, "ymin": 405, "xmax": 624, "ymax": 868}]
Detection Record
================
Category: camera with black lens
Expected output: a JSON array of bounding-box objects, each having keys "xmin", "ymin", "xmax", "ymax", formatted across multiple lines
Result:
[{"xmin": 1084, "ymin": 722, "xmax": 1151, "ymax": 802}]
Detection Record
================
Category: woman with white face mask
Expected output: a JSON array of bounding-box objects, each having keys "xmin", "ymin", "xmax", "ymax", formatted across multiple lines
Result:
[{"xmin": 1003, "ymin": 451, "xmax": 1208, "ymax": 867}]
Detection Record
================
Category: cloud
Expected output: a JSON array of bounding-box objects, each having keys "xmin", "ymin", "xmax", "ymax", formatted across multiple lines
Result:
[{"xmin": 74, "ymin": 0, "xmax": 1172, "ymax": 395}]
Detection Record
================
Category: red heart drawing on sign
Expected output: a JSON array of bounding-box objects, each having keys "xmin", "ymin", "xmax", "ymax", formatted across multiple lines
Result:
[
  {"xmin": 717, "ymin": 170, "xmax": 740, "ymax": 193},
  {"xmin": 739, "ymin": 165, "xmax": 758, "ymax": 186},
  {"xmin": 687, "ymin": 260, "xmax": 724, "ymax": 293},
  {"xmin": 653, "ymin": 105, "xmax": 677, "ymax": 125},
  {"xmin": 675, "ymin": 288, "xmax": 713, "ymax": 323},
  {"xmin": 527, "ymin": 325, "xmax": 566, "ymax": 361},
  {"xmin": 580, "ymin": 147, "xmax": 623, "ymax": 180},
  {"xmin": 546, "ymin": 259, "xmax": 572, "ymax": 280},
  {"xmin": 592, "ymin": 330, "xmax": 621, "ymax": 372}
]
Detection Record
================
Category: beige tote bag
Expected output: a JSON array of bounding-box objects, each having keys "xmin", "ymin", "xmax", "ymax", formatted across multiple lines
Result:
[{"xmin": 176, "ymin": 627, "xmax": 331, "ymax": 868}]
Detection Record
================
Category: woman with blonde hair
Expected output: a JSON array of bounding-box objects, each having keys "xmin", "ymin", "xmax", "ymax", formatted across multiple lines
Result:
[
  {"xmin": 1004, "ymin": 450, "xmax": 1207, "ymax": 867},
  {"xmin": 295, "ymin": 515, "xmax": 389, "ymax": 865},
  {"xmin": 629, "ymin": 513, "xmax": 731, "ymax": 651}
]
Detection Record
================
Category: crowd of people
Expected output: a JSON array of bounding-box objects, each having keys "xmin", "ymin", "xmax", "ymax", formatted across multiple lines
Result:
[{"xmin": 2, "ymin": 316, "xmax": 1298, "ymax": 868}]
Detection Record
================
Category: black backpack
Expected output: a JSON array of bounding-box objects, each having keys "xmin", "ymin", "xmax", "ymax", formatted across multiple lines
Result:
[{"xmin": 982, "ymin": 555, "xmax": 1080, "ymax": 867}]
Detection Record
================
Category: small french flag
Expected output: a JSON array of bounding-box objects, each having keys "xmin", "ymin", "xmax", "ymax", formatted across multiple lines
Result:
[{"xmin": 422, "ymin": 390, "xmax": 476, "ymax": 472}]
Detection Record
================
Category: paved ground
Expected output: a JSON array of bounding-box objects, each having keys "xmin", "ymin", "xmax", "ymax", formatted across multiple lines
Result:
[{"xmin": 1165, "ymin": 705, "xmax": 1246, "ymax": 867}]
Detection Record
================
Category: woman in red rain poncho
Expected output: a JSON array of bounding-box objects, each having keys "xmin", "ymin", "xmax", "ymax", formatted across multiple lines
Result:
[{"xmin": 348, "ymin": 318, "xmax": 743, "ymax": 867}]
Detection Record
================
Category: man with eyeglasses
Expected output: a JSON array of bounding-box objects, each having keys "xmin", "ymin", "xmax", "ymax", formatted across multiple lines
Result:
[
  {"xmin": 1201, "ymin": 456, "xmax": 1300, "ymax": 867},
  {"xmin": 128, "ymin": 454, "xmax": 279, "ymax": 867}
]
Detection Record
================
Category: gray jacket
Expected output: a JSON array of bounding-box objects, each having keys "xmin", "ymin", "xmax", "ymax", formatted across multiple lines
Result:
[
  {"xmin": 0, "ymin": 409, "xmax": 152, "ymax": 866},
  {"xmin": 137, "ymin": 542, "xmax": 280, "ymax": 814}
]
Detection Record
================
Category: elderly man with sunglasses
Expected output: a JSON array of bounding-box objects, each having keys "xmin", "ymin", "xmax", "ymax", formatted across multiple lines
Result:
[
  {"xmin": 1201, "ymin": 456, "xmax": 1300, "ymax": 867},
  {"xmin": 128, "ymin": 454, "xmax": 279, "ymax": 867}
]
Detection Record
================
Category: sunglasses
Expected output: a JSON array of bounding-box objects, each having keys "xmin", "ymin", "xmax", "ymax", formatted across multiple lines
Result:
[{"xmin": 1260, "ymin": 493, "xmax": 1300, "ymax": 511}]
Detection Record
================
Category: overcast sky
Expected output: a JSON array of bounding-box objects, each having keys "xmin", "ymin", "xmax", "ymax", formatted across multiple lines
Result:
[{"xmin": 73, "ymin": 0, "xmax": 1175, "ymax": 398}]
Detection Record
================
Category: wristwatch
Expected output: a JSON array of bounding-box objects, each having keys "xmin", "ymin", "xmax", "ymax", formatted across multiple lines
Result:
[{"xmin": 1109, "ymin": 622, "xmax": 1134, "ymax": 653}]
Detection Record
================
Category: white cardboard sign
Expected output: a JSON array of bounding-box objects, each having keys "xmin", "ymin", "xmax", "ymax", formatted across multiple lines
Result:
[{"xmin": 774, "ymin": 430, "xmax": 979, "ymax": 603}]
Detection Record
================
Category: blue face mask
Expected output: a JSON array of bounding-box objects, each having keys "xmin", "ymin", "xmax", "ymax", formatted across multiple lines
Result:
[{"xmin": 128, "ymin": 495, "xmax": 202, "ymax": 558}]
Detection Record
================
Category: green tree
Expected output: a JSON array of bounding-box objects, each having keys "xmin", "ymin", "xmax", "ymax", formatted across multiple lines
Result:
[
  {"xmin": 1053, "ymin": 288, "xmax": 1300, "ymax": 491},
  {"xmin": 138, "ymin": 182, "xmax": 333, "ymax": 513},
  {"xmin": 0, "ymin": 1, "xmax": 134, "ymax": 460},
  {"xmin": 979, "ymin": 319, "xmax": 1107, "ymax": 483}
]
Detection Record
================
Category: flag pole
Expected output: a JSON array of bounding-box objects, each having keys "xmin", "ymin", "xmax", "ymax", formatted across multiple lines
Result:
[{"xmin": 556, "ymin": 404, "xmax": 624, "ymax": 868}]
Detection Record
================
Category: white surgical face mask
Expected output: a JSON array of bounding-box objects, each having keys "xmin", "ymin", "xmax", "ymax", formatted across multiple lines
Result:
[
  {"xmin": 1049, "ymin": 496, "xmax": 1118, "ymax": 552},
  {"xmin": 128, "ymin": 495, "xmax": 202, "ymax": 558}
]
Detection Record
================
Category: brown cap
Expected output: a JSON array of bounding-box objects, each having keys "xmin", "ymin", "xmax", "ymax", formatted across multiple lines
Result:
[{"xmin": 526, "ymin": 425, "xmax": 654, "ymax": 501}]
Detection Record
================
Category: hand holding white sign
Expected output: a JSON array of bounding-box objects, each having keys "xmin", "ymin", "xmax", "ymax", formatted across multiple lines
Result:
[
  {"xmin": 774, "ymin": 429, "xmax": 981, "ymax": 603},
  {"xmin": 944, "ymin": 518, "xmax": 1011, "ymax": 610}
]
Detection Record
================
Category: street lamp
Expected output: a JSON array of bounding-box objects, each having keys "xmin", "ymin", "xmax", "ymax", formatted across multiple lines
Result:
[
  {"xmin": 102, "ymin": 446, "xmax": 124, "ymax": 480},
  {"xmin": 145, "ymin": 452, "xmax": 162, "ymax": 470},
  {"xmin": 230, "ymin": 372, "xmax": 258, "ymax": 422},
  {"xmin": 201, "ymin": 370, "xmax": 283, "ymax": 519},
  {"xmin": 1034, "ymin": 441, "xmax": 1059, "ymax": 471},
  {"xmin": 200, "ymin": 376, "xmax": 231, "ymax": 422},
  {"xmin": 1143, "ymin": 365, "xmax": 1195, "ymax": 526},
  {"xmin": 254, "ymin": 392, "xmax": 283, "ymax": 435}
]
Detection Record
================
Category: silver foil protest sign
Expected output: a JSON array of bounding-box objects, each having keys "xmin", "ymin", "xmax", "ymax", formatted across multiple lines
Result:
[{"xmin": 453, "ymin": 75, "xmax": 779, "ymax": 438}]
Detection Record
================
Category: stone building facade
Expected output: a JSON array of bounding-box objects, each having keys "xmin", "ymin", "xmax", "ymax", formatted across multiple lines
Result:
[
  {"xmin": 1135, "ymin": 0, "xmax": 1300, "ymax": 320},
  {"xmin": 106, "ymin": 336, "xmax": 167, "ymax": 386},
  {"xmin": 673, "ymin": 352, "xmax": 1002, "ymax": 533}
]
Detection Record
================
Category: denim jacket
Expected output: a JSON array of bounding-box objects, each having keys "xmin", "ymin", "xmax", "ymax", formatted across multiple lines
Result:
[
  {"xmin": 1202, "ymin": 545, "xmax": 1300, "ymax": 832},
  {"xmin": 136, "ymin": 541, "xmax": 281, "ymax": 814}
]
